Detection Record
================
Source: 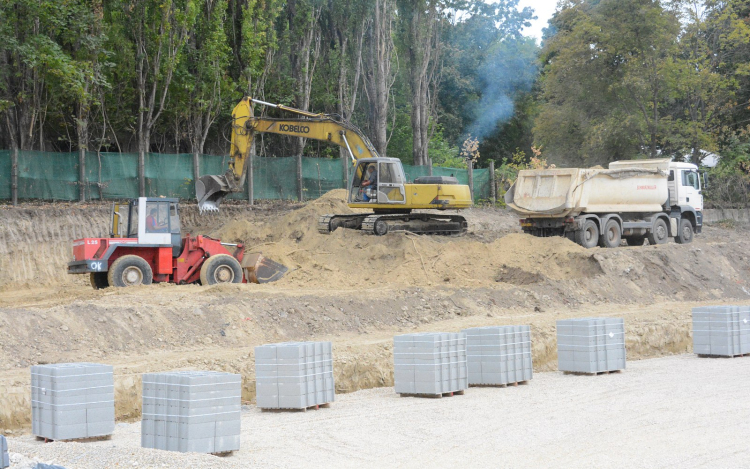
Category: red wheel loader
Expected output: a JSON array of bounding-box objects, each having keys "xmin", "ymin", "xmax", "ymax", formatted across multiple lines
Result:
[{"xmin": 68, "ymin": 197, "xmax": 286, "ymax": 289}]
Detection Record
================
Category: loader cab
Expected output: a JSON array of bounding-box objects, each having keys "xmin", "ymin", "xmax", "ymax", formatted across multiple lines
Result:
[
  {"xmin": 349, "ymin": 158, "xmax": 406, "ymax": 205},
  {"xmin": 111, "ymin": 197, "xmax": 182, "ymax": 254}
]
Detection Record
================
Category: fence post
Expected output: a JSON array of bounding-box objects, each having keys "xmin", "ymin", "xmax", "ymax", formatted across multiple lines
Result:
[
  {"xmin": 296, "ymin": 154, "xmax": 303, "ymax": 201},
  {"xmin": 428, "ymin": 157, "xmax": 433, "ymax": 176},
  {"xmin": 489, "ymin": 160, "xmax": 496, "ymax": 205},
  {"xmin": 139, "ymin": 150, "xmax": 146, "ymax": 197},
  {"xmin": 79, "ymin": 148, "xmax": 86, "ymax": 202},
  {"xmin": 468, "ymin": 160, "xmax": 474, "ymax": 201},
  {"xmin": 11, "ymin": 147, "xmax": 18, "ymax": 206},
  {"xmin": 192, "ymin": 152, "xmax": 200, "ymax": 193}
]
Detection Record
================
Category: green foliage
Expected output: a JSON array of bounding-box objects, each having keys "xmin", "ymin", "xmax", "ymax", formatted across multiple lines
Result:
[
  {"xmin": 429, "ymin": 127, "xmax": 464, "ymax": 168},
  {"xmin": 704, "ymin": 140, "xmax": 750, "ymax": 207}
]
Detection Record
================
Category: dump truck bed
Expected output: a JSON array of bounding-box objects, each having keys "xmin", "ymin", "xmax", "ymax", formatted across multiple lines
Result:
[{"xmin": 505, "ymin": 159, "xmax": 670, "ymax": 217}]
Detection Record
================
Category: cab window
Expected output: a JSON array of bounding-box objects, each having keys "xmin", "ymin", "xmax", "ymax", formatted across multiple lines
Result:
[
  {"xmin": 379, "ymin": 162, "xmax": 404, "ymax": 184},
  {"xmin": 145, "ymin": 201, "xmax": 170, "ymax": 233},
  {"xmin": 682, "ymin": 171, "xmax": 700, "ymax": 190}
]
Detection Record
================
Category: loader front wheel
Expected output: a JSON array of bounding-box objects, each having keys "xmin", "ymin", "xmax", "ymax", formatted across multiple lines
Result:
[
  {"xmin": 90, "ymin": 272, "xmax": 109, "ymax": 290},
  {"xmin": 200, "ymin": 254, "xmax": 243, "ymax": 286},
  {"xmin": 108, "ymin": 255, "xmax": 153, "ymax": 287}
]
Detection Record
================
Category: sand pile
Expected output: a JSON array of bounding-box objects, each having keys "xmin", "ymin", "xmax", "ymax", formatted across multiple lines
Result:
[{"xmin": 209, "ymin": 189, "xmax": 603, "ymax": 290}]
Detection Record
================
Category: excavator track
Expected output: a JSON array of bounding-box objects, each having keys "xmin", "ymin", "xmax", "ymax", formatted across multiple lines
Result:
[
  {"xmin": 318, "ymin": 214, "xmax": 369, "ymax": 234},
  {"xmin": 361, "ymin": 213, "xmax": 468, "ymax": 236}
]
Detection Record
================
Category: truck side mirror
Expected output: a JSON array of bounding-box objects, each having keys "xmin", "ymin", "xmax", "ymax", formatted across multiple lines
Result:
[{"xmin": 702, "ymin": 172, "xmax": 709, "ymax": 189}]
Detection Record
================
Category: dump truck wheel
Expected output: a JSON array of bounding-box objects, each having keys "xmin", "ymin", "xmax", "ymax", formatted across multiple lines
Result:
[
  {"xmin": 599, "ymin": 219, "xmax": 621, "ymax": 248},
  {"xmin": 89, "ymin": 272, "xmax": 109, "ymax": 290},
  {"xmin": 575, "ymin": 219, "xmax": 599, "ymax": 249},
  {"xmin": 648, "ymin": 218, "xmax": 669, "ymax": 245},
  {"xmin": 674, "ymin": 219, "xmax": 694, "ymax": 244},
  {"xmin": 107, "ymin": 255, "xmax": 153, "ymax": 287},
  {"xmin": 624, "ymin": 236, "xmax": 646, "ymax": 246},
  {"xmin": 200, "ymin": 254, "xmax": 243, "ymax": 285}
]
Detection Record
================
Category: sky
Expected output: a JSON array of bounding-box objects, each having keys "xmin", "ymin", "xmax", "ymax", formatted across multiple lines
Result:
[{"xmin": 514, "ymin": 0, "xmax": 559, "ymax": 43}]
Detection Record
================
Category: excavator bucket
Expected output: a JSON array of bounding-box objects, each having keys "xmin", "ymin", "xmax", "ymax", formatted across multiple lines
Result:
[
  {"xmin": 242, "ymin": 253, "xmax": 288, "ymax": 284},
  {"xmin": 196, "ymin": 175, "xmax": 231, "ymax": 212}
]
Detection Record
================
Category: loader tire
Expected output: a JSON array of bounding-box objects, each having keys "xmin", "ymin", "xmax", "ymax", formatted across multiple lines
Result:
[
  {"xmin": 90, "ymin": 272, "xmax": 109, "ymax": 290},
  {"xmin": 648, "ymin": 218, "xmax": 669, "ymax": 245},
  {"xmin": 575, "ymin": 219, "xmax": 599, "ymax": 249},
  {"xmin": 674, "ymin": 219, "xmax": 694, "ymax": 244},
  {"xmin": 200, "ymin": 254, "xmax": 243, "ymax": 286},
  {"xmin": 108, "ymin": 255, "xmax": 153, "ymax": 287}
]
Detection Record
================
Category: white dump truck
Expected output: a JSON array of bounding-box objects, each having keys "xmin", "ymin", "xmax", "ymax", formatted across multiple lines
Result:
[{"xmin": 504, "ymin": 158, "xmax": 704, "ymax": 248}]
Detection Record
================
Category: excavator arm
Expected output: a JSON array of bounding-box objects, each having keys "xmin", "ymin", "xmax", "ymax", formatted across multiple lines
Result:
[{"xmin": 196, "ymin": 97, "xmax": 380, "ymax": 211}]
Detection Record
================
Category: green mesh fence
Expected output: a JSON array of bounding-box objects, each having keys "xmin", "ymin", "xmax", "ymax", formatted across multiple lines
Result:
[
  {"xmin": 0, "ymin": 150, "xmax": 10, "ymax": 199},
  {"xmin": 0, "ymin": 150, "xmax": 491, "ymax": 202}
]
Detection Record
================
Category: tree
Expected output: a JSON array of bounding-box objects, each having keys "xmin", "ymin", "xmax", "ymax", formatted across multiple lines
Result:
[
  {"xmin": 108, "ymin": 0, "xmax": 197, "ymax": 195},
  {"xmin": 397, "ymin": 0, "xmax": 443, "ymax": 166},
  {"xmin": 535, "ymin": 0, "xmax": 682, "ymax": 166},
  {"xmin": 363, "ymin": 0, "xmax": 396, "ymax": 156}
]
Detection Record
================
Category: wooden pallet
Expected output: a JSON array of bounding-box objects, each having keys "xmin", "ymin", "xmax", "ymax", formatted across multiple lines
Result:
[
  {"xmin": 698, "ymin": 353, "xmax": 750, "ymax": 359},
  {"xmin": 260, "ymin": 402, "xmax": 332, "ymax": 413},
  {"xmin": 36, "ymin": 434, "xmax": 112, "ymax": 443},
  {"xmin": 469, "ymin": 380, "xmax": 529, "ymax": 388},
  {"xmin": 211, "ymin": 450, "xmax": 235, "ymax": 457},
  {"xmin": 563, "ymin": 370, "xmax": 623, "ymax": 376},
  {"xmin": 399, "ymin": 390, "xmax": 465, "ymax": 399}
]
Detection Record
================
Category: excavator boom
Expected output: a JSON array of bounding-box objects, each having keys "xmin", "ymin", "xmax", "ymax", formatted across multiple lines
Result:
[{"xmin": 196, "ymin": 97, "xmax": 378, "ymax": 211}]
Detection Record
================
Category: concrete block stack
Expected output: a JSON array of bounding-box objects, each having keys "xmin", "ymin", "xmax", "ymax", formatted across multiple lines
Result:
[
  {"xmin": 393, "ymin": 332, "xmax": 467, "ymax": 396},
  {"xmin": 1, "ymin": 434, "xmax": 8, "ymax": 469},
  {"xmin": 31, "ymin": 363, "xmax": 115, "ymax": 441},
  {"xmin": 255, "ymin": 341, "xmax": 335, "ymax": 410},
  {"xmin": 557, "ymin": 318, "xmax": 626, "ymax": 373},
  {"xmin": 141, "ymin": 371, "xmax": 241, "ymax": 454},
  {"xmin": 692, "ymin": 305, "xmax": 750, "ymax": 357},
  {"xmin": 462, "ymin": 326, "xmax": 533, "ymax": 386}
]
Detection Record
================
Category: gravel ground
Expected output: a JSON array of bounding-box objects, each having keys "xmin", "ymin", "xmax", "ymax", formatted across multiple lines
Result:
[{"xmin": 8, "ymin": 353, "xmax": 750, "ymax": 468}]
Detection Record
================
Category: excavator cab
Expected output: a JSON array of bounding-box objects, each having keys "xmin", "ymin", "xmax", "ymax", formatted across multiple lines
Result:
[{"xmin": 349, "ymin": 158, "xmax": 406, "ymax": 205}]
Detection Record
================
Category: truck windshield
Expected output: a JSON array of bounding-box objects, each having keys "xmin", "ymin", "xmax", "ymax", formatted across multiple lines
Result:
[{"xmin": 682, "ymin": 171, "xmax": 700, "ymax": 190}]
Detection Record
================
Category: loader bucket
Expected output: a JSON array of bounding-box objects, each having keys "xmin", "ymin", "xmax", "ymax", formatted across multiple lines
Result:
[
  {"xmin": 196, "ymin": 175, "xmax": 231, "ymax": 212},
  {"xmin": 242, "ymin": 253, "xmax": 288, "ymax": 284}
]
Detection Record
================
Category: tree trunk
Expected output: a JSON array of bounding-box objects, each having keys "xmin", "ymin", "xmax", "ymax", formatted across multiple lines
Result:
[
  {"xmin": 364, "ymin": 0, "xmax": 394, "ymax": 156},
  {"xmin": 288, "ymin": 0, "xmax": 322, "ymax": 157},
  {"xmin": 401, "ymin": 0, "xmax": 441, "ymax": 167}
]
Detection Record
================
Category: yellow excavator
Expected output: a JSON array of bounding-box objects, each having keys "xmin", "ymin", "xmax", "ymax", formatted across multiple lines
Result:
[{"xmin": 196, "ymin": 97, "xmax": 473, "ymax": 235}]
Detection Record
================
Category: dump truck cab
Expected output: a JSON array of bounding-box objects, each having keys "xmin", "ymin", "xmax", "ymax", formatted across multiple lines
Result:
[{"xmin": 67, "ymin": 197, "xmax": 290, "ymax": 289}]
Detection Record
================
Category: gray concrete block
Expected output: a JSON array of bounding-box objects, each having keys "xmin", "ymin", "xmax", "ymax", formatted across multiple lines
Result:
[
  {"xmin": 692, "ymin": 306, "xmax": 750, "ymax": 356},
  {"xmin": 254, "ymin": 341, "xmax": 335, "ymax": 409},
  {"xmin": 141, "ymin": 370, "xmax": 241, "ymax": 453},
  {"xmin": 393, "ymin": 332, "xmax": 467, "ymax": 395},
  {"xmin": 556, "ymin": 318, "xmax": 626, "ymax": 373},
  {"xmin": 1, "ymin": 435, "xmax": 8, "ymax": 469},
  {"xmin": 31, "ymin": 363, "xmax": 115, "ymax": 440}
]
